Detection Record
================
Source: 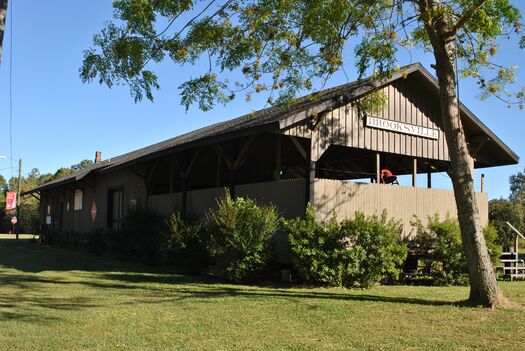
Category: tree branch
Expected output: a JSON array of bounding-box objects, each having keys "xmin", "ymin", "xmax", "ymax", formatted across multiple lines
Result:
[{"xmin": 452, "ymin": 0, "xmax": 487, "ymax": 34}]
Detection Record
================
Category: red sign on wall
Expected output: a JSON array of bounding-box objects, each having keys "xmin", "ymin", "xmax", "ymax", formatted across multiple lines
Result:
[
  {"xmin": 90, "ymin": 201, "xmax": 97, "ymax": 223},
  {"xmin": 5, "ymin": 192, "xmax": 16, "ymax": 210}
]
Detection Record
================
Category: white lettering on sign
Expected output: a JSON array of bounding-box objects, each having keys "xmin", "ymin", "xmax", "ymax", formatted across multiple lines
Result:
[{"xmin": 366, "ymin": 116, "xmax": 439, "ymax": 140}]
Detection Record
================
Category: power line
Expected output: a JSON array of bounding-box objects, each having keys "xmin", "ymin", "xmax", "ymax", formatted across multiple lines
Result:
[{"xmin": 8, "ymin": 0, "xmax": 12, "ymax": 179}]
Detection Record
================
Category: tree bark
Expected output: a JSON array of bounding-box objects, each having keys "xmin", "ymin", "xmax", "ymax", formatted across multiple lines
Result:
[
  {"xmin": 0, "ymin": 0, "xmax": 7, "ymax": 65},
  {"xmin": 428, "ymin": 20, "xmax": 505, "ymax": 308}
]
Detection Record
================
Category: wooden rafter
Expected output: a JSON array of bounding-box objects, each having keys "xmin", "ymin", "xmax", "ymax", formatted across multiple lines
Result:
[{"xmin": 289, "ymin": 136, "xmax": 307, "ymax": 160}]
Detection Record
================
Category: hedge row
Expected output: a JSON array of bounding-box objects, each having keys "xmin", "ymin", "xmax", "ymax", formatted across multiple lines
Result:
[{"xmin": 46, "ymin": 192, "xmax": 501, "ymax": 287}]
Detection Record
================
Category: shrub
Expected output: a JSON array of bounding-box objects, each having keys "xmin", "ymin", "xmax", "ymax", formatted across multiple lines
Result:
[
  {"xmin": 429, "ymin": 216, "xmax": 467, "ymax": 285},
  {"xmin": 85, "ymin": 228, "xmax": 108, "ymax": 255},
  {"xmin": 484, "ymin": 223, "xmax": 502, "ymax": 265},
  {"xmin": 165, "ymin": 212, "xmax": 208, "ymax": 274},
  {"xmin": 206, "ymin": 192, "xmax": 279, "ymax": 281},
  {"xmin": 340, "ymin": 212, "xmax": 407, "ymax": 288},
  {"xmin": 118, "ymin": 207, "xmax": 167, "ymax": 265},
  {"xmin": 48, "ymin": 230, "xmax": 79, "ymax": 249},
  {"xmin": 285, "ymin": 205, "xmax": 407, "ymax": 288},
  {"xmin": 408, "ymin": 215, "xmax": 501, "ymax": 285},
  {"xmin": 0, "ymin": 208, "xmax": 10, "ymax": 233},
  {"xmin": 285, "ymin": 205, "xmax": 350, "ymax": 286}
]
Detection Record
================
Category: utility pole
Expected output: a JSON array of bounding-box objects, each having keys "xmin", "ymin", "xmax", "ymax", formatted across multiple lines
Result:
[
  {"xmin": 16, "ymin": 157, "xmax": 21, "ymax": 240},
  {"xmin": 0, "ymin": 0, "xmax": 8, "ymax": 65}
]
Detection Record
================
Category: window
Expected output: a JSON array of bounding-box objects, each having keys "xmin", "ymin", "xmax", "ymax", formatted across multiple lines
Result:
[{"xmin": 74, "ymin": 190, "xmax": 83, "ymax": 210}]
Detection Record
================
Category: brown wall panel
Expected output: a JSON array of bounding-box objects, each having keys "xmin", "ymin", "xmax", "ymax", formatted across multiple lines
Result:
[{"xmin": 284, "ymin": 76, "xmax": 450, "ymax": 162}]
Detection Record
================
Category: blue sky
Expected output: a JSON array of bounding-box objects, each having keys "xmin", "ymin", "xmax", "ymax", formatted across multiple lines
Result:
[{"xmin": 0, "ymin": 1, "xmax": 523, "ymax": 199}]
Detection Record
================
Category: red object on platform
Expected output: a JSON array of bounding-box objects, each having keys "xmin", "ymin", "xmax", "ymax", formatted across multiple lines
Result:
[{"xmin": 381, "ymin": 169, "xmax": 398, "ymax": 184}]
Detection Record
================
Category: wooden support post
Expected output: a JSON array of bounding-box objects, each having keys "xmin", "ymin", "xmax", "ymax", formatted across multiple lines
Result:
[
  {"xmin": 275, "ymin": 134, "xmax": 282, "ymax": 181},
  {"xmin": 181, "ymin": 177, "xmax": 187, "ymax": 218},
  {"xmin": 216, "ymin": 155, "xmax": 221, "ymax": 187},
  {"xmin": 427, "ymin": 172, "xmax": 432, "ymax": 189},
  {"xmin": 481, "ymin": 173, "xmax": 485, "ymax": 193},
  {"xmin": 376, "ymin": 153, "xmax": 381, "ymax": 184},
  {"xmin": 307, "ymin": 128, "xmax": 329, "ymax": 209},
  {"xmin": 211, "ymin": 136, "xmax": 255, "ymax": 197},
  {"xmin": 229, "ymin": 168, "xmax": 235, "ymax": 198},
  {"xmin": 172, "ymin": 150, "xmax": 201, "ymax": 217},
  {"xmin": 309, "ymin": 161, "xmax": 316, "ymax": 206},
  {"xmin": 412, "ymin": 158, "xmax": 417, "ymax": 187},
  {"xmin": 169, "ymin": 159, "xmax": 174, "ymax": 194},
  {"xmin": 304, "ymin": 149, "xmax": 312, "ymax": 210},
  {"xmin": 229, "ymin": 140, "xmax": 239, "ymax": 198},
  {"xmin": 145, "ymin": 159, "xmax": 159, "ymax": 196}
]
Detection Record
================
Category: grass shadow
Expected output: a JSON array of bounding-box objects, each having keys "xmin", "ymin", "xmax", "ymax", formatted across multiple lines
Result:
[{"xmin": 0, "ymin": 239, "xmax": 466, "ymax": 309}]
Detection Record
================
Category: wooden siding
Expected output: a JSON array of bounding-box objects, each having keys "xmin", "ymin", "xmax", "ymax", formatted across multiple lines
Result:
[
  {"xmin": 285, "ymin": 79, "xmax": 450, "ymax": 161},
  {"xmin": 148, "ymin": 178, "xmax": 306, "ymax": 219},
  {"xmin": 312, "ymin": 179, "xmax": 488, "ymax": 237},
  {"xmin": 148, "ymin": 178, "xmax": 306, "ymax": 263},
  {"xmin": 42, "ymin": 168, "xmax": 147, "ymax": 233}
]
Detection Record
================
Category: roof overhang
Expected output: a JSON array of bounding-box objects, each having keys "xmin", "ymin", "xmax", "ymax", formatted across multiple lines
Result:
[{"xmin": 25, "ymin": 63, "xmax": 518, "ymax": 194}]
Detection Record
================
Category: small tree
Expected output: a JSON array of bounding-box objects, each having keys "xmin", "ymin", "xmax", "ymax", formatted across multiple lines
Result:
[
  {"xmin": 510, "ymin": 168, "xmax": 525, "ymax": 206},
  {"xmin": 489, "ymin": 198, "xmax": 523, "ymax": 248},
  {"xmin": 206, "ymin": 192, "xmax": 279, "ymax": 281},
  {"xmin": 165, "ymin": 212, "xmax": 208, "ymax": 274}
]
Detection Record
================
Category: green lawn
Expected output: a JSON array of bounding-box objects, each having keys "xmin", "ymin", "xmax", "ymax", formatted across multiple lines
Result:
[{"xmin": 0, "ymin": 238, "xmax": 524, "ymax": 351}]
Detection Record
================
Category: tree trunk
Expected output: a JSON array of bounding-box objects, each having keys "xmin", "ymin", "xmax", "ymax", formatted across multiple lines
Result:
[
  {"xmin": 430, "ymin": 29, "xmax": 506, "ymax": 308},
  {"xmin": 0, "ymin": 0, "xmax": 7, "ymax": 65}
]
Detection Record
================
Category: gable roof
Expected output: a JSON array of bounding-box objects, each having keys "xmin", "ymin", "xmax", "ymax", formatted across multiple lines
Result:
[{"xmin": 24, "ymin": 63, "xmax": 518, "ymax": 194}]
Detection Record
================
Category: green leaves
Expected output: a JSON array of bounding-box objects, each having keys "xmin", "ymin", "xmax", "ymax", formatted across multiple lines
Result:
[
  {"xmin": 80, "ymin": 22, "xmax": 162, "ymax": 102},
  {"xmin": 285, "ymin": 205, "xmax": 407, "ymax": 288},
  {"xmin": 81, "ymin": 0, "xmax": 524, "ymax": 110},
  {"xmin": 179, "ymin": 73, "xmax": 229, "ymax": 111},
  {"xmin": 206, "ymin": 191, "xmax": 280, "ymax": 282},
  {"xmin": 113, "ymin": 0, "xmax": 156, "ymax": 35}
]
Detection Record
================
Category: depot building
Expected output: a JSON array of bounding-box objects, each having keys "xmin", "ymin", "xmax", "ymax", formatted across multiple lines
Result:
[{"xmin": 24, "ymin": 63, "xmax": 518, "ymax": 261}]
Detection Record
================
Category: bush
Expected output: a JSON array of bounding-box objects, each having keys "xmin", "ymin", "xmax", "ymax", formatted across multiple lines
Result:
[
  {"xmin": 484, "ymin": 223, "xmax": 502, "ymax": 264},
  {"xmin": 85, "ymin": 228, "xmax": 108, "ymax": 255},
  {"xmin": 0, "ymin": 208, "xmax": 12, "ymax": 233},
  {"xmin": 340, "ymin": 212, "xmax": 407, "ymax": 288},
  {"xmin": 206, "ymin": 192, "xmax": 279, "ymax": 281},
  {"xmin": 48, "ymin": 230, "xmax": 81, "ymax": 249},
  {"xmin": 285, "ymin": 205, "xmax": 407, "ymax": 288},
  {"xmin": 165, "ymin": 212, "xmax": 208, "ymax": 274},
  {"xmin": 118, "ymin": 207, "xmax": 167, "ymax": 265},
  {"xmin": 408, "ymin": 215, "xmax": 501, "ymax": 285},
  {"xmin": 285, "ymin": 205, "xmax": 350, "ymax": 286},
  {"xmin": 410, "ymin": 216, "xmax": 467, "ymax": 285}
]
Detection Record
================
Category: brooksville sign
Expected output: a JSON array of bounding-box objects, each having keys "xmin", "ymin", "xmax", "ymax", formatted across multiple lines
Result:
[{"xmin": 366, "ymin": 116, "xmax": 439, "ymax": 140}]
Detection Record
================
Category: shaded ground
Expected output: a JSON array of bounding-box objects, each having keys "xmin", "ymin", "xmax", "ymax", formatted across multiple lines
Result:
[{"xmin": 0, "ymin": 238, "xmax": 524, "ymax": 350}]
